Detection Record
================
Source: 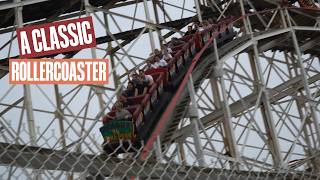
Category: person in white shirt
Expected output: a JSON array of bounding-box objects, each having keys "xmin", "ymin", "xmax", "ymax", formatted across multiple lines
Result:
[
  {"xmin": 198, "ymin": 25, "xmax": 205, "ymax": 32},
  {"xmin": 162, "ymin": 52, "xmax": 172, "ymax": 61},
  {"xmin": 145, "ymin": 59, "xmax": 159, "ymax": 70},
  {"xmin": 162, "ymin": 44, "xmax": 173, "ymax": 61},
  {"xmin": 162, "ymin": 44, "xmax": 173, "ymax": 54},
  {"xmin": 106, "ymin": 101, "xmax": 132, "ymax": 121},
  {"xmin": 154, "ymin": 55, "xmax": 168, "ymax": 67}
]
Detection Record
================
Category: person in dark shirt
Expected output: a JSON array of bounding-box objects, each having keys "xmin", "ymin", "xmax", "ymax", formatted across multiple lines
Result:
[
  {"xmin": 121, "ymin": 81, "xmax": 137, "ymax": 98},
  {"xmin": 119, "ymin": 81, "xmax": 137, "ymax": 106},
  {"xmin": 131, "ymin": 72, "xmax": 148, "ymax": 95},
  {"xmin": 130, "ymin": 72, "xmax": 140, "ymax": 85},
  {"xmin": 208, "ymin": 18, "xmax": 215, "ymax": 24},
  {"xmin": 184, "ymin": 25, "xmax": 196, "ymax": 36},
  {"xmin": 193, "ymin": 23, "xmax": 199, "ymax": 32},
  {"xmin": 169, "ymin": 37, "xmax": 186, "ymax": 48},
  {"xmin": 153, "ymin": 49, "xmax": 162, "ymax": 58}
]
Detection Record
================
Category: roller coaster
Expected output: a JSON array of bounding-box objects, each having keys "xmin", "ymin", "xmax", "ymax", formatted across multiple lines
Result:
[
  {"xmin": 100, "ymin": 17, "xmax": 236, "ymax": 154},
  {"xmin": 0, "ymin": 0, "xmax": 320, "ymax": 179}
]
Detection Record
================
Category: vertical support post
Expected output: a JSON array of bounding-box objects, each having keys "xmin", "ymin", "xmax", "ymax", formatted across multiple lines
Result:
[
  {"xmin": 84, "ymin": 0, "xmax": 97, "ymax": 59},
  {"xmin": 244, "ymin": 11, "xmax": 284, "ymax": 169},
  {"xmin": 187, "ymin": 76, "xmax": 205, "ymax": 166},
  {"xmin": 296, "ymin": 100, "xmax": 316, "ymax": 168},
  {"xmin": 23, "ymin": 85, "xmax": 37, "ymax": 146},
  {"xmin": 288, "ymin": 22, "xmax": 320, "ymax": 151},
  {"xmin": 177, "ymin": 142, "xmax": 186, "ymax": 166},
  {"xmin": 194, "ymin": 0, "xmax": 203, "ymax": 23},
  {"xmin": 152, "ymin": 0, "xmax": 163, "ymax": 47},
  {"xmin": 54, "ymin": 85, "xmax": 73, "ymax": 180},
  {"xmin": 103, "ymin": 14, "xmax": 119, "ymax": 93},
  {"xmin": 14, "ymin": 1, "xmax": 39, "ymax": 179},
  {"xmin": 251, "ymin": 43, "xmax": 284, "ymax": 169},
  {"xmin": 209, "ymin": 78, "xmax": 228, "ymax": 155},
  {"xmin": 279, "ymin": 7, "xmax": 288, "ymax": 29},
  {"xmin": 143, "ymin": 0, "xmax": 156, "ymax": 51},
  {"xmin": 247, "ymin": 52, "xmax": 259, "ymax": 92},
  {"xmin": 285, "ymin": 51, "xmax": 318, "ymax": 170},
  {"xmin": 255, "ymin": 44, "xmax": 284, "ymax": 169},
  {"xmin": 153, "ymin": 136, "xmax": 163, "ymax": 162},
  {"xmin": 54, "ymin": 85, "xmax": 67, "ymax": 149},
  {"xmin": 212, "ymin": 39, "xmax": 241, "ymax": 167},
  {"xmin": 177, "ymin": 120, "xmax": 187, "ymax": 166},
  {"xmin": 239, "ymin": 0, "xmax": 250, "ymax": 34},
  {"xmin": 209, "ymin": 78, "xmax": 222, "ymax": 110},
  {"xmin": 84, "ymin": 0, "xmax": 105, "ymax": 110},
  {"xmin": 14, "ymin": 0, "xmax": 37, "ymax": 147}
]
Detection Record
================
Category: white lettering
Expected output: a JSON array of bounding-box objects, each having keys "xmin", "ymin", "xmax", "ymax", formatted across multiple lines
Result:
[
  {"xmin": 67, "ymin": 23, "xmax": 79, "ymax": 47},
  {"xmin": 99, "ymin": 62, "xmax": 107, "ymax": 81},
  {"xmin": 31, "ymin": 29, "xmax": 42, "ymax": 53},
  {"xmin": 92, "ymin": 62, "xmax": 99, "ymax": 81},
  {"xmin": 57, "ymin": 25, "xmax": 69, "ymax": 48},
  {"xmin": 76, "ymin": 22, "xmax": 84, "ymax": 45},
  {"xmin": 61, "ymin": 62, "xmax": 69, "ymax": 81},
  {"xmin": 20, "ymin": 31, "xmax": 31, "ymax": 55},
  {"xmin": 49, "ymin": 26, "xmax": 61, "ymax": 50},
  {"xmin": 54, "ymin": 62, "xmax": 61, "ymax": 81},
  {"xmin": 69, "ymin": 62, "xmax": 77, "ymax": 81},
  {"xmin": 10, "ymin": 60, "xmax": 107, "ymax": 84},
  {"xmin": 40, "ymin": 28, "xmax": 51, "ymax": 51},
  {"xmin": 84, "ymin": 61, "xmax": 92, "ymax": 80},
  {"xmin": 39, "ymin": 61, "xmax": 46, "ymax": 81},
  {"xmin": 11, "ymin": 62, "xmax": 20, "ymax": 81},
  {"xmin": 46, "ymin": 62, "xmax": 54, "ymax": 81},
  {"xmin": 77, "ymin": 62, "xmax": 85, "ymax": 81},
  {"xmin": 82, "ymin": 21, "xmax": 93, "ymax": 44},
  {"xmin": 19, "ymin": 62, "xmax": 27, "ymax": 81}
]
